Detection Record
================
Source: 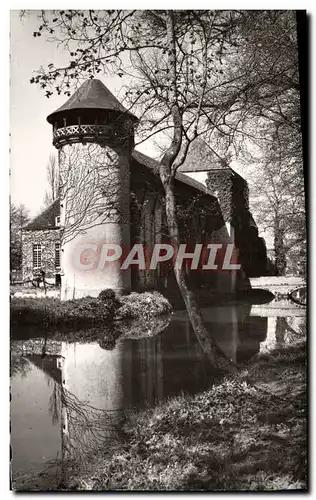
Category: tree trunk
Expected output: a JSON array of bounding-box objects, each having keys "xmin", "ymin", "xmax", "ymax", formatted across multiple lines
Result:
[
  {"xmin": 274, "ymin": 222, "xmax": 286, "ymax": 276},
  {"xmin": 160, "ymin": 169, "xmax": 234, "ymax": 370},
  {"xmin": 157, "ymin": 11, "xmax": 235, "ymax": 371}
]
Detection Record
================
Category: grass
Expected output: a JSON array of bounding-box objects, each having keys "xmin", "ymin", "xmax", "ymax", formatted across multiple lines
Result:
[
  {"xmin": 10, "ymin": 286, "xmax": 306, "ymax": 492},
  {"xmin": 67, "ymin": 341, "xmax": 307, "ymax": 492},
  {"xmin": 10, "ymin": 291, "xmax": 172, "ymax": 334},
  {"xmin": 11, "ymin": 338, "xmax": 307, "ymax": 492}
]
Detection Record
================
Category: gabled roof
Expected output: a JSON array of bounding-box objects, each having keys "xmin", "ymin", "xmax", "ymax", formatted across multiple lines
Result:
[
  {"xmin": 26, "ymin": 355, "xmax": 62, "ymax": 384},
  {"xmin": 132, "ymin": 150, "xmax": 213, "ymax": 196},
  {"xmin": 23, "ymin": 199, "xmax": 60, "ymax": 231},
  {"xmin": 23, "ymin": 152, "xmax": 216, "ymax": 232},
  {"xmin": 177, "ymin": 138, "xmax": 228, "ymax": 173},
  {"xmin": 47, "ymin": 79, "xmax": 138, "ymax": 124}
]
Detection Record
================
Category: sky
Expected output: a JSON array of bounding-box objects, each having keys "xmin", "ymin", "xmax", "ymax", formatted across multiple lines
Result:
[
  {"xmin": 10, "ymin": 11, "xmax": 162, "ymax": 216},
  {"xmin": 9, "ymin": 9, "xmax": 272, "ymax": 246},
  {"xmin": 10, "ymin": 11, "xmax": 66, "ymax": 215},
  {"xmin": 11, "ymin": 10, "xmax": 240, "ymax": 219}
]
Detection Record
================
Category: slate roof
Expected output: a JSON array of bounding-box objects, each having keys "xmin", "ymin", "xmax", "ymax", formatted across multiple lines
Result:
[
  {"xmin": 47, "ymin": 79, "xmax": 138, "ymax": 124},
  {"xmin": 177, "ymin": 138, "xmax": 229, "ymax": 173},
  {"xmin": 23, "ymin": 152, "xmax": 216, "ymax": 231},
  {"xmin": 23, "ymin": 199, "xmax": 60, "ymax": 231},
  {"xmin": 26, "ymin": 355, "xmax": 62, "ymax": 384},
  {"xmin": 132, "ymin": 150, "xmax": 213, "ymax": 196}
]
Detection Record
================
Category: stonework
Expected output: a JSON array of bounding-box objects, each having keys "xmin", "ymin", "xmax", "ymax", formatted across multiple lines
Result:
[
  {"xmin": 21, "ymin": 79, "xmax": 267, "ymax": 297},
  {"xmin": 206, "ymin": 168, "xmax": 267, "ymax": 277},
  {"xmin": 59, "ymin": 142, "xmax": 131, "ymax": 299},
  {"xmin": 206, "ymin": 168, "xmax": 249, "ymax": 222},
  {"xmin": 129, "ymin": 171, "xmax": 246, "ymax": 293},
  {"xmin": 22, "ymin": 229, "xmax": 60, "ymax": 282}
]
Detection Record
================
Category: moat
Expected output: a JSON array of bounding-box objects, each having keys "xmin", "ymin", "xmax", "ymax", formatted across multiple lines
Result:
[{"xmin": 11, "ymin": 299, "xmax": 306, "ymax": 490}]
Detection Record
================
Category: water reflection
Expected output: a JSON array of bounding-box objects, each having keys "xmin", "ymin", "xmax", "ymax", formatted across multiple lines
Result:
[
  {"xmin": 259, "ymin": 316, "xmax": 306, "ymax": 352},
  {"xmin": 11, "ymin": 300, "xmax": 306, "ymax": 489},
  {"xmin": 11, "ymin": 362, "xmax": 62, "ymax": 479}
]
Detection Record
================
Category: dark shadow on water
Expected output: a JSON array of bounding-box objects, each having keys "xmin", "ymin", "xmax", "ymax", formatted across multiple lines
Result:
[{"xmin": 10, "ymin": 299, "xmax": 306, "ymax": 490}]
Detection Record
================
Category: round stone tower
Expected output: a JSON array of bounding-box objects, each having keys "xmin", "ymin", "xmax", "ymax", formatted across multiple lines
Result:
[{"xmin": 47, "ymin": 79, "xmax": 138, "ymax": 300}]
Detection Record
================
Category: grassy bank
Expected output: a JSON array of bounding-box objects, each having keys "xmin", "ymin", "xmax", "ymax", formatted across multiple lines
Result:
[
  {"xmin": 70, "ymin": 341, "xmax": 307, "ymax": 492},
  {"xmin": 10, "ymin": 291, "xmax": 172, "ymax": 332}
]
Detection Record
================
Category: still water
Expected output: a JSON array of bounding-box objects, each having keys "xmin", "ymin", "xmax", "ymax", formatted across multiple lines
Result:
[{"xmin": 10, "ymin": 300, "xmax": 306, "ymax": 489}]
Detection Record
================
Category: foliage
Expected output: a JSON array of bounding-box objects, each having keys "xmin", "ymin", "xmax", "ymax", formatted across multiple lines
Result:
[
  {"xmin": 98, "ymin": 288, "xmax": 122, "ymax": 308},
  {"xmin": 98, "ymin": 288, "xmax": 117, "ymax": 302},
  {"xmin": 115, "ymin": 291, "xmax": 172, "ymax": 320},
  {"xmin": 228, "ymin": 11, "xmax": 305, "ymax": 276},
  {"xmin": 10, "ymin": 291, "xmax": 172, "ymax": 330},
  {"xmin": 10, "ymin": 296, "xmax": 115, "ymax": 329},
  {"xmin": 247, "ymin": 156, "xmax": 305, "ymax": 276},
  {"xmin": 11, "ymin": 309, "xmax": 172, "ymax": 358}
]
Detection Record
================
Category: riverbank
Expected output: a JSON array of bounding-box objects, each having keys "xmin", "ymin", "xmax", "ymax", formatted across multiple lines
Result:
[
  {"xmin": 10, "ymin": 291, "xmax": 172, "ymax": 332},
  {"xmin": 71, "ymin": 339, "xmax": 307, "ymax": 491}
]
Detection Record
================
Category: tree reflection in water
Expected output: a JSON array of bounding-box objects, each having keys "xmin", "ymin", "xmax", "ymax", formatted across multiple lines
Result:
[
  {"xmin": 276, "ymin": 316, "xmax": 306, "ymax": 344},
  {"xmin": 10, "ymin": 354, "xmax": 32, "ymax": 379},
  {"xmin": 11, "ymin": 303, "xmax": 306, "ymax": 490},
  {"xmin": 46, "ymin": 379, "xmax": 124, "ymax": 488}
]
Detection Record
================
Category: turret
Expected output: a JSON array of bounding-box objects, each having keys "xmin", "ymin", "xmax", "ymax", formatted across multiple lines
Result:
[{"xmin": 47, "ymin": 79, "xmax": 138, "ymax": 299}]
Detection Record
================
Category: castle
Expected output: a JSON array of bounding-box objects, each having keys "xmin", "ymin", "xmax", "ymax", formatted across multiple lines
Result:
[{"xmin": 22, "ymin": 79, "xmax": 267, "ymax": 299}]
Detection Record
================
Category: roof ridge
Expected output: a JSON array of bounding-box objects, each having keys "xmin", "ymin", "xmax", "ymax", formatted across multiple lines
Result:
[
  {"xmin": 23, "ymin": 199, "xmax": 60, "ymax": 230},
  {"xmin": 24, "ymin": 152, "xmax": 216, "ymax": 231},
  {"xmin": 132, "ymin": 150, "xmax": 213, "ymax": 196}
]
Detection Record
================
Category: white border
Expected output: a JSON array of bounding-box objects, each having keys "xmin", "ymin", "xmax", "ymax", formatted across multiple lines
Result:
[{"xmin": 2, "ymin": 3, "xmax": 314, "ymax": 499}]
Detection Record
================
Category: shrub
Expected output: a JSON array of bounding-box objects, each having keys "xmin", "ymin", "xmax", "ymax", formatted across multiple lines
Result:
[
  {"xmin": 98, "ymin": 289, "xmax": 122, "ymax": 313},
  {"xmin": 98, "ymin": 335, "xmax": 117, "ymax": 351},
  {"xmin": 98, "ymin": 289, "xmax": 116, "ymax": 302},
  {"xmin": 116, "ymin": 291, "xmax": 172, "ymax": 320},
  {"xmin": 10, "ymin": 291, "xmax": 172, "ymax": 332}
]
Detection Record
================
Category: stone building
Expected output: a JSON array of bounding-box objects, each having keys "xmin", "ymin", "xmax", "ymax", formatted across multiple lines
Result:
[
  {"xmin": 177, "ymin": 137, "xmax": 267, "ymax": 277},
  {"xmin": 22, "ymin": 199, "xmax": 61, "ymax": 285},
  {"xmin": 21, "ymin": 79, "xmax": 267, "ymax": 299}
]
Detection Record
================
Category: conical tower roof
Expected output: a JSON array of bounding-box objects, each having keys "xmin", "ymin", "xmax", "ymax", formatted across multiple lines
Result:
[{"xmin": 47, "ymin": 78, "xmax": 138, "ymax": 124}]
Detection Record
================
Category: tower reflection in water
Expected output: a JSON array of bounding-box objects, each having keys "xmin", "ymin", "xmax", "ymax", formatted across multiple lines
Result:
[{"xmin": 12, "ymin": 303, "xmax": 276, "ymax": 484}]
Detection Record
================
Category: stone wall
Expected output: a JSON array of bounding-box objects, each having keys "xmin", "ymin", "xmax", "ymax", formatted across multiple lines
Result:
[
  {"xmin": 130, "ymin": 169, "xmax": 247, "ymax": 293},
  {"xmin": 22, "ymin": 229, "xmax": 60, "ymax": 281},
  {"xmin": 206, "ymin": 169, "xmax": 249, "ymax": 222},
  {"xmin": 206, "ymin": 169, "xmax": 267, "ymax": 277},
  {"xmin": 21, "ymin": 162, "xmax": 259, "ymax": 293},
  {"xmin": 58, "ymin": 142, "xmax": 131, "ymax": 299}
]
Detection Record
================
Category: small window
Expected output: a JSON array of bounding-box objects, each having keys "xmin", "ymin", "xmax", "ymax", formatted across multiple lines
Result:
[
  {"xmin": 33, "ymin": 244, "xmax": 42, "ymax": 269},
  {"xmin": 55, "ymin": 243, "xmax": 61, "ymax": 268},
  {"xmin": 55, "ymin": 216, "xmax": 61, "ymax": 226}
]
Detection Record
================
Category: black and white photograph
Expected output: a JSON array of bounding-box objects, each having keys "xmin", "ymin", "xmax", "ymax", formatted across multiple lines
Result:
[{"xmin": 9, "ymin": 9, "xmax": 307, "ymax": 492}]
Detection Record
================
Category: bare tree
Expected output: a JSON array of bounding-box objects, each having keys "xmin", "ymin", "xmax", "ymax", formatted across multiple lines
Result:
[
  {"xmin": 10, "ymin": 201, "xmax": 30, "ymax": 272},
  {"xmin": 43, "ymin": 153, "xmax": 59, "ymax": 207},
  {"xmin": 207, "ymin": 10, "xmax": 306, "ymax": 276},
  {"xmin": 28, "ymin": 9, "xmax": 304, "ymax": 365},
  {"xmin": 246, "ymin": 150, "xmax": 305, "ymax": 276},
  {"xmin": 59, "ymin": 143, "xmax": 124, "ymax": 245}
]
